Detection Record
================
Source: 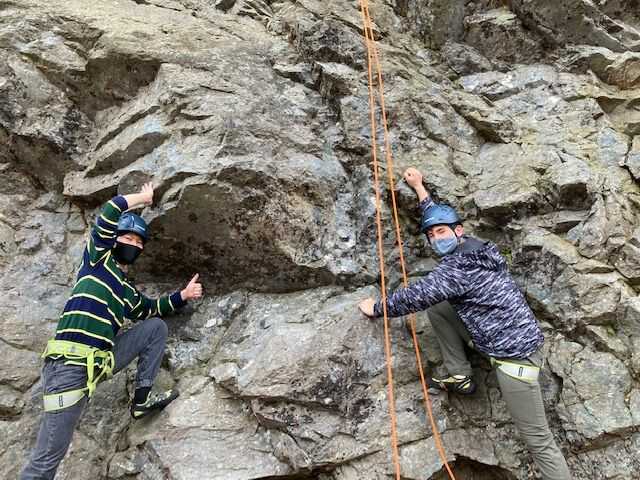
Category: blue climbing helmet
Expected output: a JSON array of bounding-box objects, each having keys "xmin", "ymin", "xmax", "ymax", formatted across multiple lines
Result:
[
  {"xmin": 420, "ymin": 204, "xmax": 462, "ymax": 233},
  {"xmin": 117, "ymin": 213, "xmax": 149, "ymax": 243}
]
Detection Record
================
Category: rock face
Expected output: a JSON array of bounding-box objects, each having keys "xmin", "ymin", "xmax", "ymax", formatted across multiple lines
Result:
[{"xmin": 1, "ymin": 1, "xmax": 640, "ymax": 479}]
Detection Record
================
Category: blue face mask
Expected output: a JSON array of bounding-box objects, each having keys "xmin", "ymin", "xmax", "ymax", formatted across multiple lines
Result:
[{"xmin": 431, "ymin": 234, "xmax": 459, "ymax": 257}]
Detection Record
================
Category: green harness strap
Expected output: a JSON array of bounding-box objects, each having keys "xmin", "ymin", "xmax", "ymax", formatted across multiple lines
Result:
[{"xmin": 41, "ymin": 340, "xmax": 115, "ymax": 412}]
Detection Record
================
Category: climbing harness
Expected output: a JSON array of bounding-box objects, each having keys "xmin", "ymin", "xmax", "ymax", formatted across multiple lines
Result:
[
  {"xmin": 43, "ymin": 387, "xmax": 86, "ymax": 412},
  {"xmin": 358, "ymin": 1, "xmax": 457, "ymax": 478},
  {"xmin": 41, "ymin": 339, "xmax": 115, "ymax": 412},
  {"xmin": 491, "ymin": 358, "xmax": 540, "ymax": 383}
]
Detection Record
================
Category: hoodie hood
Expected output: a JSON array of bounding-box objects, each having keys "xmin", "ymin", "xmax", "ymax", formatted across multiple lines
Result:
[{"xmin": 444, "ymin": 236, "xmax": 507, "ymax": 273}]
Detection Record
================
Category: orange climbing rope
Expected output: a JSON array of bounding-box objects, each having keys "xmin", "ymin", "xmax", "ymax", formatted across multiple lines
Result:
[
  {"xmin": 358, "ymin": 2, "xmax": 402, "ymax": 479},
  {"xmin": 358, "ymin": 1, "xmax": 457, "ymax": 479}
]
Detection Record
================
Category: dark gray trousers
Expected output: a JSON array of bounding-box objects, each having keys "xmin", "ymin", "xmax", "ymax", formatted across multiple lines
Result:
[
  {"xmin": 427, "ymin": 302, "xmax": 572, "ymax": 480},
  {"xmin": 20, "ymin": 317, "xmax": 168, "ymax": 480}
]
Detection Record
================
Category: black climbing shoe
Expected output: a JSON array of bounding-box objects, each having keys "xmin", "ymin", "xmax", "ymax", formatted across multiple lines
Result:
[
  {"xmin": 427, "ymin": 375, "xmax": 476, "ymax": 395},
  {"xmin": 131, "ymin": 389, "xmax": 179, "ymax": 419}
]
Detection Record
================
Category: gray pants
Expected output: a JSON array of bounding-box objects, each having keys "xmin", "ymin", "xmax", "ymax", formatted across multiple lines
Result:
[
  {"xmin": 20, "ymin": 317, "xmax": 169, "ymax": 480},
  {"xmin": 428, "ymin": 302, "xmax": 571, "ymax": 480}
]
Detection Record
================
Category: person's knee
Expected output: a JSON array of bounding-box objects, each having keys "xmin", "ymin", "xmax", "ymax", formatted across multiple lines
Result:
[
  {"xmin": 518, "ymin": 425, "xmax": 557, "ymax": 453},
  {"xmin": 148, "ymin": 317, "xmax": 168, "ymax": 341}
]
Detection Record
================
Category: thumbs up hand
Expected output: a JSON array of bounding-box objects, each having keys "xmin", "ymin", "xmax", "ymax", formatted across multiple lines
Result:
[{"xmin": 180, "ymin": 273, "xmax": 203, "ymax": 301}]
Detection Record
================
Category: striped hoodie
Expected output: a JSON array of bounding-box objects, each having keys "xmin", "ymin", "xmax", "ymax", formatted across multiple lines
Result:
[
  {"xmin": 373, "ymin": 198, "xmax": 543, "ymax": 359},
  {"xmin": 54, "ymin": 196, "xmax": 186, "ymax": 351}
]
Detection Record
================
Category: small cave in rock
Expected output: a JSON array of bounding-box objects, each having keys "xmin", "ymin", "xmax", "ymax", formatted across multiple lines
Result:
[{"xmin": 429, "ymin": 457, "xmax": 518, "ymax": 480}]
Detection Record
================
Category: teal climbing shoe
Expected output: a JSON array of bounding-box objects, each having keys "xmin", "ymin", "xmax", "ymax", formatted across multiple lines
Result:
[{"xmin": 131, "ymin": 389, "xmax": 179, "ymax": 419}]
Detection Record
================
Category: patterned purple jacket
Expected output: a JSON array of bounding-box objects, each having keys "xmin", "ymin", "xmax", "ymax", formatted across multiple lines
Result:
[{"xmin": 373, "ymin": 198, "xmax": 543, "ymax": 359}]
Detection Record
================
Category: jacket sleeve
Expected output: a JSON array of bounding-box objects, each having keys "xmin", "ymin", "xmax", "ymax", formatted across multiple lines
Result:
[
  {"xmin": 373, "ymin": 260, "xmax": 470, "ymax": 318},
  {"xmin": 126, "ymin": 285, "xmax": 187, "ymax": 322},
  {"xmin": 418, "ymin": 197, "xmax": 435, "ymax": 215},
  {"xmin": 86, "ymin": 196, "xmax": 129, "ymax": 266}
]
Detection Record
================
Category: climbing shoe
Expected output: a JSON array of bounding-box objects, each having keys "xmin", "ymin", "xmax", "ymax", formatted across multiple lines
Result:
[
  {"xmin": 131, "ymin": 389, "xmax": 179, "ymax": 419},
  {"xmin": 427, "ymin": 374, "xmax": 476, "ymax": 395}
]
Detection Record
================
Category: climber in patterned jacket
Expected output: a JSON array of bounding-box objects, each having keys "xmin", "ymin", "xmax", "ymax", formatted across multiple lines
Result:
[
  {"xmin": 21, "ymin": 182, "xmax": 203, "ymax": 480},
  {"xmin": 358, "ymin": 168, "xmax": 571, "ymax": 480}
]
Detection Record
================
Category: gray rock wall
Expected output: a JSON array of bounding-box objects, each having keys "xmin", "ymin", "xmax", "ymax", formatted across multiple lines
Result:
[{"xmin": 1, "ymin": 0, "xmax": 639, "ymax": 478}]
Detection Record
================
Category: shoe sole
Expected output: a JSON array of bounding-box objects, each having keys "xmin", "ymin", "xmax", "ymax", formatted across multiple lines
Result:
[
  {"xmin": 131, "ymin": 390, "xmax": 180, "ymax": 419},
  {"xmin": 427, "ymin": 378, "xmax": 477, "ymax": 396}
]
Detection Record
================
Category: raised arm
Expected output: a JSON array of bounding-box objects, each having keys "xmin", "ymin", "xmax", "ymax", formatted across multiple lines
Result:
[
  {"xmin": 404, "ymin": 168, "xmax": 435, "ymax": 216},
  {"xmin": 404, "ymin": 168, "xmax": 429, "ymax": 201},
  {"xmin": 87, "ymin": 183, "xmax": 154, "ymax": 266},
  {"xmin": 123, "ymin": 182, "xmax": 154, "ymax": 212}
]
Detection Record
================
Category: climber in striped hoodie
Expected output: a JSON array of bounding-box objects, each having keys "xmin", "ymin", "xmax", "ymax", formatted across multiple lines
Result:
[
  {"xmin": 358, "ymin": 168, "xmax": 571, "ymax": 480},
  {"xmin": 22, "ymin": 182, "xmax": 203, "ymax": 480}
]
